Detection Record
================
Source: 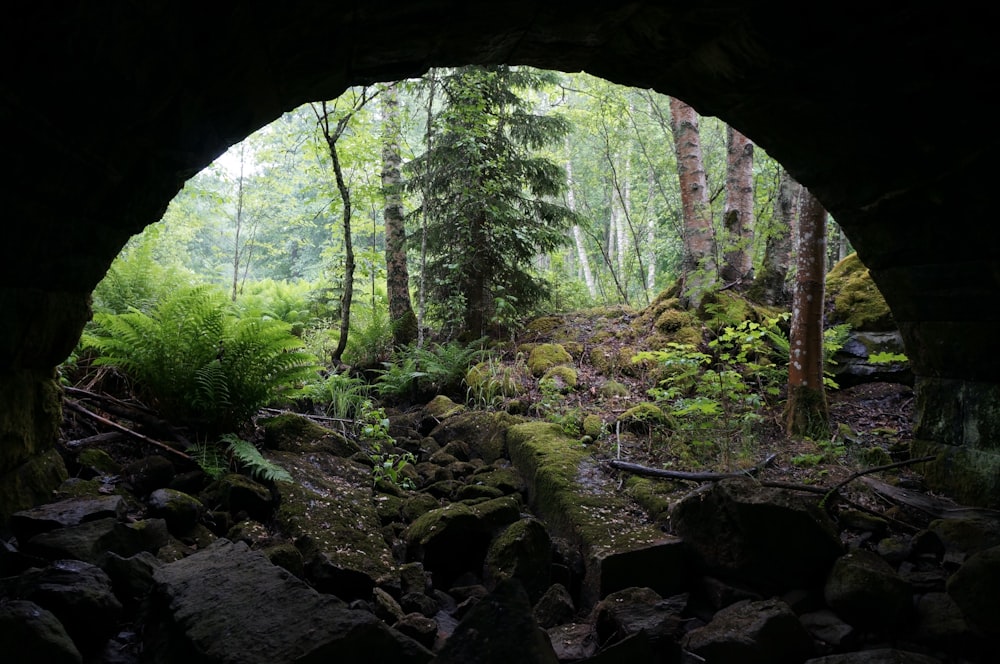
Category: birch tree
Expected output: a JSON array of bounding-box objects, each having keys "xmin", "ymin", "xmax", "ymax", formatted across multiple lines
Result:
[
  {"xmin": 785, "ymin": 187, "xmax": 830, "ymax": 438},
  {"xmin": 721, "ymin": 126, "xmax": 754, "ymax": 286},
  {"xmin": 669, "ymin": 97, "xmax": 717, "ymax": 307},
  {"xmin": 380, "ymin": 82, "xmax": 417, "ymax": 347}
]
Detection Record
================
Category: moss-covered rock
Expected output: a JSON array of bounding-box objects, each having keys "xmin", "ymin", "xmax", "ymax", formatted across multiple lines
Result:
[
  {"xmin": 525, "ymin": 316, "xmax": 563, "ymax": 337},
  {"xmin": 528, "ymin": 343, "xmax": 573, "ymax": 377},
  {"xmin": 582, "ymin": 414, "xmax": 604, "ymax": 438},
  {"xmin": 260, "ymin": 413, "xmax": 361, "ymax": 457},
  {"xmin": 484, "ymin": 518, "xmax": 552, "ymax": 602},
  {"xmin": 424, "ymin": 395, "xmax": 466, "ymax": 420},
  {"xmin": 427, "ymin": 410, "xmax": 523, "ymax": 464},
  {"xmin": 539, "ymin": 365, "xmax": 578, "ymax": 393},
  {"xmin": 597, "ymin": 380, "xmax": 629, "ymax": 399},
  {"xmin": 0, "ymin": 448, "xmax": 68, "ymax": 522},
  {"xmin": 618, "ymin": 403, "xmax": 671, "ymax": 434},
  {"xmin": 826, "ymin": 253, "xmax": 894, "ymax": 331}
]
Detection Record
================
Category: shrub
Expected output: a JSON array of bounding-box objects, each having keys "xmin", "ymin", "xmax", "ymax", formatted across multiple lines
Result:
[{"xmin": 84, "ymin": 284, "xmax": 319, "ymax": 434}]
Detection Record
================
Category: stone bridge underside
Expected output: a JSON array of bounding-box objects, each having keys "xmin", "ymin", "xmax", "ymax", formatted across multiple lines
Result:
[{"xmin": 2, "ymin": 3, "xmax": 999, "ymax": 516}]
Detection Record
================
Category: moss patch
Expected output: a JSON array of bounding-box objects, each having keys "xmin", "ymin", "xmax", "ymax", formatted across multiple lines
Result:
[
  {"xmin": 826, "ymin": 253, "xmax": 894, "ymax": 331},
  {"xmin": 506, "ymin": 422, "xmax": 664, "ymax": 553},
  {"xmin": 540, "ymin": 365, "xmax": 578, "ymax": 393},
  {"xmin": 260, "ymin": 413, "xmax": 361, "ymax": 457},
  {"xmin": 527, "ymin": 344, "xmax": 572, "ymax": 377}
]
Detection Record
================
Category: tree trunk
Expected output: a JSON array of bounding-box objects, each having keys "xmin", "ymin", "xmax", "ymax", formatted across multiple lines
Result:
[
  {"xmin": 646, "ymin": 161, "xmax": 656, "ymax": 291},
  {"xmin": 721, "ymin": 126, "xmax": 754, "ymax": 286},
  {"xmin": 785, "ymin": 187, "xmax": 829, "ymax": 438},
  {"xmin": 566, "ymin": 160, "xmax": 596, "ymax": 298},
  {"xmin": 750, "ymin": 168, "xmax": 799, "ymax": 306},
  {"xmin": 381, "ymin": 82, "xmax": 417, "ymax": 347},
  {"xmin": 669, "ymin": 97, "xmax": 716, "ymax": 307}
]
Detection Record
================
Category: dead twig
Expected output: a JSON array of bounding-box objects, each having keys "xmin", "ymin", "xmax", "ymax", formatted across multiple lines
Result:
[
  {"xmin": 608, "ymin": 453, "xmax": 777, "ymax": 482},
  {"xmin": 63, "ymin": 399, "xmax": 192, "ymax": 462}
]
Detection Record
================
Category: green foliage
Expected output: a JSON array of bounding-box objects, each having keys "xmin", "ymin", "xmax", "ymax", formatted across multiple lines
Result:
[
  {"xmin": 634, "ymin": 336, "xmax": 765, "ymax": 466},
  {"xmin": 84, "ymin": 284, "xmax": 319, "ymax": 433},
  {"xmin": 92, "ymin": 236, "xmax": 196, "ymax": 315},
  {"xmin": 191, "ymin": 433, "xmax": 293, "ymax": 483},
  {"xmin": 376, "ymin": 339, "xmax": 487, "ymax": 400},
  {"xmin": 791, "ymin": 439, "xmax": 847, "ymax": 467},
  {"xmin": 303, "ymin": 371, "xmax": 371, "ymax": 419},
  {"xmin": 406, "ymin": 65, "xmax": 575, "ymax": 336},
  {"xmin": 466, "ymin": 353, "xmax": 529, "ymax": 408},
  {"xmin": 869, "ymin": 351, "xmax": 908, "ymax": 365},
  {"xmin": 359, "ymin": 402, "xmax": 415, "ymax": 490}
]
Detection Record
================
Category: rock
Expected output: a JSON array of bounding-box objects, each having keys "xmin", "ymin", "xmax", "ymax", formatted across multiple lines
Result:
[
  {"xmin": 400, "ymin": 591, "xmax": 439, "ymax": 618},
  {"xmin": 584, "ymin": 537, "xmax": 688, "ymax": 607},
  {"xmin": 393, "ymin": 612, "xmax": 438, "ymax": 649},
  {"xmin": 824, "ymin": 550, "xmax": 913, "ymax": 629},
  {"xmin": 0, "ymin": 559, "xmax": 123, "ymax": 654},
  {"xmin": 484, "ymin": 517, "xmax": 552, "ymax": 603},
  {"xmin": 270, "ymin": 451, "xmax": 395, "ymax": 601},
  {"xmin": 101, "ymin": 551, "xmax": 162, "ymax": 610},
  {"xmin": 146, "ymin": 488, "xmax": 203, "ymax": 533},
  {"xmin": 533, "ymin": 583, "xmax": 575, "ymax": 628},
  {"xmin": 373, "ymin": 587, "xmax": 406, "ymax": 623},
  {"xmin": 9, "ymin": 495, "xmax": 126, "ymax": 543},
  {"xmin": 404, "ymin": 497, "xmax": 519, "ymax": 590},
  {"xmin": 21, "ymin": 517, "xmax": 151, "ymax": 565},
  {"xmin": 527, "ymin": 343, "xmax": 572, "ymax": 377},
  {"xmin": 0, "ymin": 599, "xmax": 82, "ymax": 664},
  {"xmin": 593, "ymin": 586, "xmax": 685, "ymax": 657},
  {"xmin": 431, "ymin": 579, "xmax": 559, "ymax": 664},
  {"xmin": 428, "ymin": 410, "xmax": 523, "ymax": 464},
  {"xmin": 539, "ymin": 365, "xmax": 577, "ymax": 393},
  {"xmin": 545, "ymin": 622, "xmax": 599, "ymax": 661},
  {"xmin": 927, "ymin": 516, "xmax": 1000, "ymax": 561},
  {"xmin": 203, "ymin": 473, "xmax": 273, "ymax": 521},
  {"xmin": 682, "ymin": 598, "xmax": 815, "ymax": 664},
  {"xmin": 146, "ymin": 539, "xmax": 432, "ymax": 664},
  {"xmin": 121, "ymin": 455, "xmax": 174, "ymax": 497},
  {"xmin": 671, "ymin": 478, "xmax": 843, "ymax": 594},
  {"xmin": 946, "ymin": 543, "xmax": 1000, "ymax": 638},
  {"xmin": 799, "ymin": 609, "xmax": 857, "ymax": 650},
  {"xmin": 259, "ymin": 412, "xmax": 361, "ymax": 456},
  {"xmin": 803, "ymin": 649, "xmax": 944, "ymax": 663},
  {"xmin": 909, "ymin": 591, "xmax": 977, "ymax": 652}
]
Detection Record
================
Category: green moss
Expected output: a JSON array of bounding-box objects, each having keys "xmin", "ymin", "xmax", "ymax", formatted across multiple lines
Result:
[
  {"xmin": 825, "ymin": 253, "xmax": 894, "ymax": 331},
  {"xmin": 561, "ymin": 341, "xmax": 583, "ymax": 358},
  {"xmin": 618, "ymin": 403, "xmax": 671, "ymax": 433},
  {"xmin": 527, "ymin": 343, "xmax": 572, "ymax": 377},
  {"xmin": 260, "ymin": 412, "xmax": 361, "ymax": 456},
  {"xmin": 425, "ymin": 395, "xmax": 466, "ymax": 419},
  {"xmin": 506, "ymin": 422, "xmax": 663, "ymax": 552},
  {"xmin": 654, "ymin": 308, "xmax": 692, "ymax": 333},
  {"xmin": 598, "ymin": 381, "xmax": 629, "ymax": 399},
  {"xmin": 0, "ymin": 448, "xmax": 68, "ymax": 521},
  {"xmin": 525, "ymin": 316, "xmax": 563, "ymax": 336},
  {"xmin": 623, "ymin": 476, "xmax": 678, "ymax": 526},
  {"xmin": 540, "ymin": 365, "xmax": 578, "ymax": 393},
  {"xmin": 77, "ymin": 448, "xmax": 123, "ymax": 475},
  {"xmin": 858, "ymin": 446, "xmax": 893, "ymax": 467},
  {"xmin": 582, "ymin": 414, "xmax": 604, "ymax": 437},
  {"xmin": 588, "ymin": 346, "xmax": 616, "ymax": 375}
]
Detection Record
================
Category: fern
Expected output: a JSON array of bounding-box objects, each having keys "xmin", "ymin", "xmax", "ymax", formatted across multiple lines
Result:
[
  {"xmin": 221, "ymin": 434, "xmax": 293, "ymax": 483},
  {"xmin": 84, "ymin": 284, "xmax": 319, "ymax": 433}
]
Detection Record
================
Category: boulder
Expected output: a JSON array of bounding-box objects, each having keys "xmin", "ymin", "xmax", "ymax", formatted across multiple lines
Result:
[
  {"xmin": 9, "ymin": 495, "xmax": 126, "ymax": 543},
  {"xmin": 671, "ymin": 478, "xmax": 843, "ymax": 593},
  {"xmin": 824, "ymin": 550, "xmax": 913, "ymax": 629},
  {"xmin": 431, "ymin": 579, "xmax": 558, "ymax": 664},
  {"xmin": 946, "ymin": 543, "xmax": 1000, "ymax": 638},
  {"xmin": 682, "ymin": 598, "xmax": 815, "ymax": 664},
  {"xmin": 0, "ymin": 599, "xmax": 82, "ymax": 664},
  {"xmin": 146, "ymin": 539, "xmax": 431, "ymax": 664},
  {"xmin": 592, "ymin": 586, "xmax": 685, "ymax": 657},
  {"xmin": 484, "ymin": 517, "xmax": 552, "ymax": 602}
]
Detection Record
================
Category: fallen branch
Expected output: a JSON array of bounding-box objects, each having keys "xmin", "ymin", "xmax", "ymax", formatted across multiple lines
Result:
[
  {"xmin": 64, "ymin": 386, "xmax": 192, "ymax": 449},
  {"xmin": 64, "ymin": 431, "xmax": 125, "ymax": 448},
  {"xmin": 63, "ymin": 399, "xmax": 192, "ymax": 462},
  {"xmin": 821, "ymin": 455, "xmax": 937, "ymax": 507},
  {"xmin": 608, "ymin": 453, "xmax": 777, "ymax": 482}
]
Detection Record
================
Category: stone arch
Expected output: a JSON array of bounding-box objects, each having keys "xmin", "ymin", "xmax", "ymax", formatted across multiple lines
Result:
[{"xmin": 3, "ymin": 4, "xmax": 999, "ymax": 514}]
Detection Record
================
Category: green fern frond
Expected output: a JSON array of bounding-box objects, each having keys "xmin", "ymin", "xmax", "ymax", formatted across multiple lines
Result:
[{"xmin": 222, "ymin": 434, "xmax": 293, "ymax": 483}]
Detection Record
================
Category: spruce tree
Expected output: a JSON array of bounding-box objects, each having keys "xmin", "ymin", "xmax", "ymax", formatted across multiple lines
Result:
[{"xmin": 407, "ymin": 65, "xmax": 575, "ymax": 337}]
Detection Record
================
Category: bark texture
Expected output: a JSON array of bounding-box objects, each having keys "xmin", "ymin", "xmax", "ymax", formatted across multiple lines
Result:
[
  {"xmin": 721, "ymin": 126, "xmax": 754, "ymax": 286},
  {"xmin": 381, "ymin": 83, "xmax": 417, "ymax": 347},
  {"xmin": 669, "ymin": 97, "xmax": 716, "ymax": 307},
  {"xmin": 785, "ymin": 188, "xmax": 829, "ymax": 438}
]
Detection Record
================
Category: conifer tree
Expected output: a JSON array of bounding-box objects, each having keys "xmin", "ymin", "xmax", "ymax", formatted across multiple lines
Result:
[{"xmin": 407, "ymin": 65, "xmax": 575, "ymax": 337}]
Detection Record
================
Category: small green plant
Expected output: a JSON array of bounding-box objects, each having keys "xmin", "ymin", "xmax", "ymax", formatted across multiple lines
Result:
[
  {"xmin": 303, "ymin": 371, "xmax": 371, "ymax": 419},
  {"xmin": 466, "ymin": 352, "xmax": 528, "ymax": 408},
  {"xmin": 191, "ymin": 433, "xmax": 293, "ymax": 483},
  {"xmin": 359, "ymin": 402, "xmax": 416, "ymax": 490},
  {"xmin": 869, "ymin": 351, "xmax": 908, "ymax": 365},
  {"xmin": 376, "ymin": 339, "xmax": 487, "ymax": 399}
]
